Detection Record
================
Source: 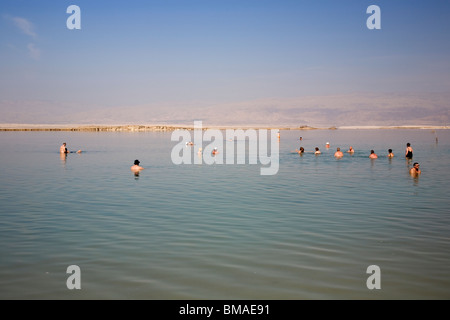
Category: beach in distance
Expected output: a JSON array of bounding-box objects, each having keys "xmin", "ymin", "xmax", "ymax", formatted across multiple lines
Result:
[{"xmin": 0, "ymin": 124, "xmax": 449, "ymax": 131}]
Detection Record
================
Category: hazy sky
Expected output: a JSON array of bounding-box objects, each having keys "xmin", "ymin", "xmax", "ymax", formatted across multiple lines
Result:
[{"xmin": 1, "ymin": 0, "xmax": 449, "ymax": 122}]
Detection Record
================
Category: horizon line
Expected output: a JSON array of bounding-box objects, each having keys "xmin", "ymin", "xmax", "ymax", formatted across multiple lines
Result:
[{"xmin": 0, "ymin": 124, "xmax": 449, "ymax": 132}]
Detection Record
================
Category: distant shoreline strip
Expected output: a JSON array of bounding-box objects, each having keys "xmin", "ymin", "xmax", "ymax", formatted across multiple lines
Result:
[{"xmin": 0, "ymin": 125, "xmax": 448, "ymax": 132}]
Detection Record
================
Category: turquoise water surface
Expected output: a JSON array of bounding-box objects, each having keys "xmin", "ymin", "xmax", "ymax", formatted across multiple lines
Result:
[{"xmin": 0, "ymin": 129, "xmax": 449, "ymax": 299}]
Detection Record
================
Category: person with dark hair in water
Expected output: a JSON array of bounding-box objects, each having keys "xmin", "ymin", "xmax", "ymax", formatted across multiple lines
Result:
[
  {"xmin": 410, "ymin": 162, "xmax": 421, "ymax": 176},
  {"xmin": 369, "ymin": 150, "xmax": 378, "ymax": 159},
  {"xmin": 388, "ymin": 149, "xmax": 394, "ymax": 158},
  {"xmin": 131, "ymin": 159, "xmax": 144, "ymax": 171},
  {"xmin": 405, "ymin": 143, "xmax": 413, "ymax": 159}
]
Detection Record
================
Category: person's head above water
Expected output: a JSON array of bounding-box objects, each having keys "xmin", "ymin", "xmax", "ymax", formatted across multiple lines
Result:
[
  {"xmin": 134, "ymin": 160, "xmax": 140, "ymax": 165},
  {"xmin": 411, "ymin": 162, "xmax": 421, "ymax": 174}
]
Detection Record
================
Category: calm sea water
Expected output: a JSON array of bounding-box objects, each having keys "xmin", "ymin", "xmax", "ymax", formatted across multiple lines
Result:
[{"xmin": 0, "ymin": 129, "xmax": 449, "ymax": 299}]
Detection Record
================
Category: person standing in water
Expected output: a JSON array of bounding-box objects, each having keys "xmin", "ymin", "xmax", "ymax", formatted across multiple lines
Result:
[
  {"xmin": 410, "ymin": 162, "xmax": 421, "ymax": 176},
  {"xmin": 131, "ymin": 159, "xmax": 144, "ymax": 171},
  {"xmin": 314, "ymin": 147, "xmax": 321, "ymax": 155},
  {"xmin": 388, "ymin": 149, "xmax": 394, "ymax": 158},
  {"xmin": 405, "ymin": 143, "xmax": 413, "ymax": 159},
  {"xmin": 369, "ymin": 150, "xmax": 378, "ymax": 159},
  {"xmin": 334, "ymin": 147, "xmax": 343, "ymax": 158}
]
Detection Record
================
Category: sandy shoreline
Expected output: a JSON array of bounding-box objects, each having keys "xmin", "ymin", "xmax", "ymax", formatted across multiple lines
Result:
[{"xmin": 0, "ymin": 124, "xmax": 448, "ymax": 131}]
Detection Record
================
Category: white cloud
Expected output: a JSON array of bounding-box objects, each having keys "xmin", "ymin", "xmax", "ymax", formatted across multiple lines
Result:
[
  {"xmin": 11, "ymin": 16, "xmax": 37, "ymax": 38},
  {"xmin": 4, "ymin": 16, "xmax": 41, "ymax": 59},
  {"xmin": 27, "ymin": 43, "xmax": 40, "ymax": 60}
]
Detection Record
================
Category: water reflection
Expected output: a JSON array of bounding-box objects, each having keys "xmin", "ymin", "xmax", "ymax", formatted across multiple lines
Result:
[
  {"xmin": 60, "ymin": 152, "xmax": 67, "ymax": 164},
  {"xmin": 432, "ymin": 130, "xmax": 438, "ymax": 144},
  {"xmin": 406, "ymin": 158, "xmax": 413, "ymax": 167},
  {"xmin": 60, "ymin": 151, "xmax": 82, "ymax": 166},
  {"xmin": 387, "ymin": 157, "xmax": 393, "ymax": 172},
  {"xmin": 197, "ymin": 148, "xmax": 203, "ymax": 163},
  {"xmin": 410, "ymin": 167, "xmax": 420, "ymax": 186}
]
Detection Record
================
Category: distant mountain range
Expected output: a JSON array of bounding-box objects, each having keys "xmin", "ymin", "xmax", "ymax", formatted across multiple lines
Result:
[{"xmin": 1, "ymin": 92, "xmax": 449, "ymax": 127}]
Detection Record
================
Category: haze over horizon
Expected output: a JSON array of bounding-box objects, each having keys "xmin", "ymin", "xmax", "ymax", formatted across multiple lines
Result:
[
  {"xmin": 1, "ymin": 92, "xmax": 449, "ymax": 128},
  {"xmin": 1, "ymin": 0, "xmax": 449, "ymax": 127}
]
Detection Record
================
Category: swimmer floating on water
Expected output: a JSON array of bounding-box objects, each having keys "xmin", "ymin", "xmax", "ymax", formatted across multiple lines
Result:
[
  {"xmin": 60, "ymin": 142, "xmax": 81, "ymax": 154},
  {"xmin": 346, "ymin": 146, "xmax": 354, "ymax": 154}
]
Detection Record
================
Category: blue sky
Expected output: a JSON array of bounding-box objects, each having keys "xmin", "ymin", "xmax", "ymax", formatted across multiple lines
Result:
[{"xmin": 1, "ymin": 0, "xmax": 449, "ymax": 121}]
